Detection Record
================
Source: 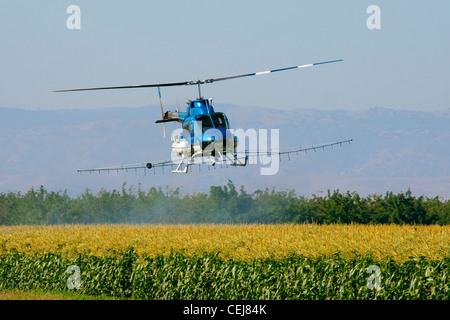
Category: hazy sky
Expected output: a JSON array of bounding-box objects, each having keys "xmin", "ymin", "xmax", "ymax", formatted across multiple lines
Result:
[{"xmin": 1, "ymin": 1, "xmax": 449, "ymax": 112}]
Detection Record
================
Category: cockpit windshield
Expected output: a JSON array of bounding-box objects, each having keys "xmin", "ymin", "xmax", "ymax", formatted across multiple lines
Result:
[
  {"xmin": 211, "ymin": 113, "xmax": 228, "ymax": 129},
  {"xmin": 195, "ymin": 115, "xmax": 214, "ymax": 132}
]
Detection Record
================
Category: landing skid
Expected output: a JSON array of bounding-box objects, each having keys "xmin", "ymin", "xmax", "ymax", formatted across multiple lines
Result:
[
  {"xmin": 171, "ymin": 151, "xmax": 203, "ymax": 173},
  {"xmin": 171, "ymin": 152, "xmax": 248, "ymax": 173},
  {"xmin": 226, "ymin": 152, "xmax": 248, "ymax": 167}
]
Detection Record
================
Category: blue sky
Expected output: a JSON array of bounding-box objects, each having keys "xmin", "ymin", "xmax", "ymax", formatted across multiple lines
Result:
[{"xmin": 1, "ymin": 1, "xmax": 449, "ymax": 111}]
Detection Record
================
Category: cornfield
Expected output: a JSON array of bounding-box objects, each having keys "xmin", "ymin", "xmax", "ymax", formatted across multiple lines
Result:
[{"xmin": 0, "ymin": 224, "xmax": 449, "ymax": 299}]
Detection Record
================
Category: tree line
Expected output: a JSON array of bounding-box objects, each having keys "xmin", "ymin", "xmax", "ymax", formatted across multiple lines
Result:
[{"xmin": 0, "ymin": 181, "xmax": 448, "ymax": 225}]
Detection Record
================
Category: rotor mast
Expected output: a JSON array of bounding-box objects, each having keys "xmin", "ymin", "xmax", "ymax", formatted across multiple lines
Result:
[{"xmin": 197, "ymin": 82, "xmax": 202, "ymax": 99}]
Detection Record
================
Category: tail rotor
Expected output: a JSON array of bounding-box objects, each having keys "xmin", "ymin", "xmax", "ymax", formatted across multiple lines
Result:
[{"xmin": 158, "ymin": 86, "xmax": 166, "ymax": 139}]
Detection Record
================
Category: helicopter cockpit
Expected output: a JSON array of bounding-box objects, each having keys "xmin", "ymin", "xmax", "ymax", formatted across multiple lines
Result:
[
  {"xmin": 194, "ymin": 113, "xmax": 230, "ymax": 132},
  {"xmin": 192, "ymin": 114, "xmax": 226, "ymax": 132},
  {"xmin": 194, "ymin": 115, "xmax": 214, "ymax": 132},
  {"xmin": 211, "ymin": 113, "xmax": 229, "ymax": 129}
]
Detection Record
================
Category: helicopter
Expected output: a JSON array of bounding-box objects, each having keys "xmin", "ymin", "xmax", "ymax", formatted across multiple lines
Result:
[{"xmin": 54, "ymin": 59, "xmax": 352, "ymax": 174}]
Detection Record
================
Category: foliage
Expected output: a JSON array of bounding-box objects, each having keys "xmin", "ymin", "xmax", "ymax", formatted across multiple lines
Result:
[
  {"xmin": 0, "ymin": 249, "xmax": 448, "ymax": 300},
  {"xmin": 1, "ymin": 222, "xmax": 448, "ymax": 300},
  {"xmin": 2, "ymin": 224, "xmax": 448, "ymax": 263},
  {"xmin": 0, "ymin": 181, "xmax": 449, "ymax": 225}
]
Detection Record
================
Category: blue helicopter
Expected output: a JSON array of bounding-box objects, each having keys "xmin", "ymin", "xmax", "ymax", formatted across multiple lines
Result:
[{"xmin": 55, "ymin": 59, "xmax": 352, "ymax": 174}]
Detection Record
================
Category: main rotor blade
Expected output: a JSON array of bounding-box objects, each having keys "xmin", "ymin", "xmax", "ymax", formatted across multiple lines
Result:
[
  {"xmin": 54, "ymin": 59, "xmax": 343, "ymax": 92},
  {"xmin": 54, "ymin": 81, "xmax": 190, "ymax": 92},
  {"xmin": 206, "ymin": 59, "xmax": 343, "ymax": 83}
]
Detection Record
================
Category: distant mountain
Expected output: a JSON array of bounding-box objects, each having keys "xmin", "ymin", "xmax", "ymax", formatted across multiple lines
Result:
[{"xmin": 1, "ymin": 105, "xmax": 449, "ymax": 198}]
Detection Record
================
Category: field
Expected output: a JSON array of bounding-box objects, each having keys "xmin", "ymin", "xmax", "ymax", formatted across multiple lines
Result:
[{"xmin": 0, "ymin": 223, "xmax": 449, "ymax": 299}]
